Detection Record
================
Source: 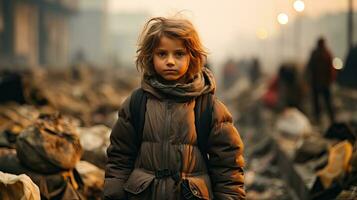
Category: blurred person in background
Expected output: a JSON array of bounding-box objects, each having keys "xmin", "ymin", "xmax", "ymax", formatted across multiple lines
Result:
[
  {"xmin": 249, "ymin": 57, "xmax": 262, "ymax": 85},
  {"xmin": 278, "ymin": 63, "xmax": 304, "ymax": 112},
  {"xmin": 306, "ymin": 37, "xmax": 336, "ymax": 124}
]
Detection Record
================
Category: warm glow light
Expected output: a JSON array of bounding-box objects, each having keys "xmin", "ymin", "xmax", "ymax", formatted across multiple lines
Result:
[
  {"xmin": 256, "ymin": 28, "xmax": 268, "ymax": 40},
  {"xmin": 293, "ymin": 0, "xmax": 305, "ymax": 12},
  {"xmin": 277, "ymin": 13, "xmax": 289, "ymax": 25},
  {"xmin": 333, "ymin": 57, "xmax": 343, "ymax": 70}
]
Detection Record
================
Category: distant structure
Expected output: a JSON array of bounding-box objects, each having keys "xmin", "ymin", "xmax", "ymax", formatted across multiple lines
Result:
[
  {"xmin": 0, "ymin": 0, "xmax": 78, "ymax": 67},
  {"xmin": 222, "ymin": 59, "xmax": 238, "ymax": 89},
  {"xmin": 68, "ymin": 3, "xmax": 148, "ymax": 67},
  {"xmin": 68, "ymin": 0, "xmax": 109, "ymax": 66},
  {"xmin": 108, "ymin": 12, "xmax": 149, "ymax": 68},
  {"xmin": 279, "ymin": 12, "xmax": 357, "ymax": 63},
  {"xmin": 337, "ymin": 45, "xmax": 357, "ymax": 88}
]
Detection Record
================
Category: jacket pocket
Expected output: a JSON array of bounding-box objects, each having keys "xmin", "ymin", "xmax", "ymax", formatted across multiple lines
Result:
[
  {"xmin": 182, "ymin": 174, "xmax": 213, "ymax": 200},
  {"xmin": 124, "ymin": 168, "xmax": 155, "ymax": 198}
]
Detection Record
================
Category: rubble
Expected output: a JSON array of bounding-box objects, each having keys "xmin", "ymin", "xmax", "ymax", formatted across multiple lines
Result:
[
  {"xmin": 276, "ymin": 107, "xmax": 312, "ymax": 138},
  {"xmin": 0, "ymin": 65, "xmax": 356, "ymax": 199},
  {"xmin": 0, "ymin": 104, "xmax": 40, "ymax": 148},
  {"xmin": 76, "ymin": 161, "xmax": 105, "ymax": 199},
  {"xmin": 16, "ymin": 113, "xmax": 83, "ymax": 174},
  {"xmin": 293, "ymin": 134, "xmax": 328, "ymax": 163},
  {"xmin": 317, "ymin": 140, "xmax": 353, "ymax": 189},
  {"xmin": 78, "ymin": 125, "xmax": 111, "ymax": 169},
  {"xmin": 0, "ymin": 66, "xmax": 138, "ymax": 199},
  {"xmin": 0, "ymin": 171, "xmax": 40, "ymax": 200},
  {"xmin": 0, "ymin": 149, "xmax": 83, "ymax": 200},
  {"xmin": 336, "ymin": 186, "xmax": 357, "ymax": 200},
  {"xmin": 231, "ymin": 75, "xmax": 357, "ymax": 200}
]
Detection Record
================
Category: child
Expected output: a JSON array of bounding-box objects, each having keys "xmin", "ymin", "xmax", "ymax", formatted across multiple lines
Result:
[{"xmin": 104, "ymin": 16, "xmax": 245, "ymax": 200}]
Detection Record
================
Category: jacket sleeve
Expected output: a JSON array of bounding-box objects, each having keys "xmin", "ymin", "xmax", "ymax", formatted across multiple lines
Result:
[
  {"xmin": 208, "ymin": 98, "xmax": 246, "ymax": 199},
  {"xmin": 104, "ymin": 95, "xmax": 139, "ymax": 200}
]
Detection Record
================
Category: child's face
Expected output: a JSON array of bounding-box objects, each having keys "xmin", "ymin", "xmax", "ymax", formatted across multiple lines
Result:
[{"xmin": 153, "ymin": 36, "xmax": 190, "ymax": 82}]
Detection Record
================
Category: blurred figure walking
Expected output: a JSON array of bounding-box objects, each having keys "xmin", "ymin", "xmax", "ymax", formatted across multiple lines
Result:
[
  {"xmin": 306, "ymin": 37, "xmax": 336, "ymax": 124},
  {"xmin": 249, "ymin": 57, "xmax": 262, "ymax": 84}
]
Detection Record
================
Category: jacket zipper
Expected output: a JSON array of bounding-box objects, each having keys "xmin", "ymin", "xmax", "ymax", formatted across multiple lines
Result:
[{"xmin": 162, "ymin": 100, "xmax": 172, "ymax": 198}]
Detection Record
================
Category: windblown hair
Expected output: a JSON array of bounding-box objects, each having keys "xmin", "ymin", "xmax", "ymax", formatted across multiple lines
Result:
[{"xmin": 136, "ymin": 16, "xmax": 207, "ymax": 76}]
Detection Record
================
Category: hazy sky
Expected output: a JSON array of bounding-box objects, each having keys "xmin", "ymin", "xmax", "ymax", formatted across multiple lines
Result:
[{"xmin": 108, "ymin": 0, "xmax": 355, "ymax": 67}]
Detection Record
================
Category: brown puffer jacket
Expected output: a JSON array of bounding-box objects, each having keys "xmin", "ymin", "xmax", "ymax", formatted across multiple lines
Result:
[{"xmin": 104, "ymin": 68, "xmax": 245, "ymax": 200}]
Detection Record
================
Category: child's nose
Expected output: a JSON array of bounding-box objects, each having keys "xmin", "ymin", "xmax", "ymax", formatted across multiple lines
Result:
[{"xmin": 167, "ymin": 55, "xmax": 175, "ymax": 66}]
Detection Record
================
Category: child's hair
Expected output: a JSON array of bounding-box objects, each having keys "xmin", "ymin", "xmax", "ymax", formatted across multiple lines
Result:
[{"xmin": 136, "ymin": 16, "xmax": 207, "ymax": 77}]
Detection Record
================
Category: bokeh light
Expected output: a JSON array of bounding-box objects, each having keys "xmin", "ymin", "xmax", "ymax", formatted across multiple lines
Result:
[
  {"xmin": 256, "ymin": 28, "xmax": 269, "ymax": 40},
  {"xmin": 293, "ymin": 0, "xmax": 305, "ymax": 12},
  {"xmin": 333, "ymin": 57, "xmax": 343, "ymax": 70},
  {"xmin": 277, "ymin": 13, "xmax": 289, "ymax": 25}
]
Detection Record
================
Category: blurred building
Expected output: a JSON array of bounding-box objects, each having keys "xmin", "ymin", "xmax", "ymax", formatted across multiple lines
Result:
[
  {"xmin": 108, "ymin": 12, "xmax": 149, "ymax": 68},
  {"xmin": 278, "ymin": 11, "xmax": 357, "ymax": 63},
  {"xmin": 68, "ymin": 0, "xmax": 109, "ymax": 66},
  {"xmin": 0, "ymin": 0, "xmax": 78, "ymax": 67}
]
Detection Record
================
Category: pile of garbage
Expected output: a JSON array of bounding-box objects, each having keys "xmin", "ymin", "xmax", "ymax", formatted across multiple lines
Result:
[
  {"xmin": 275, "ymin": 111, "xmax": 357, "ymax": 200},
  {"xmin": 0, "ymin": 66, "xmax": 139, "ymax": 199},
  {"xmin": 0, "ymin": 67, "xmax": 138, "ymax": 126},
  {"xmin": 244, "ymin": 132, "xmax": 298, "ymax": 200},
  {"xmin": 242, "ymin": 107, "xmax": 357, "ymax": 200},
  {"xmin": 226, "ymin": 74, "xmax": 357, "ymax": 199}
]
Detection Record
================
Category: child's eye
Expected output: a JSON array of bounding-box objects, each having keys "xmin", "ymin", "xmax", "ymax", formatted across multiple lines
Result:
[
  {"xmin": 175, "ymin": 51, "xmax": 186, "ymax": 57},
  {"xmin": 156, "ymin": 52, "xmax": 167, "ymax": 58}
]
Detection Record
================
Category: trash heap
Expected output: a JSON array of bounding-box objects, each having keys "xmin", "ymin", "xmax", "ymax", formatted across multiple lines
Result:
[
  {"xmin": 228, "ymin": 77, "xmax": 357, "ymax": 200},
  {"xmin": 244, "ymin": 131, "xmax": 298, "ymax": 200},
  {"xmin": 0, "ymin": 66, "xmax": 139, "ymax": 199}
]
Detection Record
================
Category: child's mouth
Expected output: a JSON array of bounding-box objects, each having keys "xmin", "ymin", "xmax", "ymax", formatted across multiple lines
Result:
[{"xmin": 164, "ymin": 70, "xmax": 177, "ymax": 73}]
